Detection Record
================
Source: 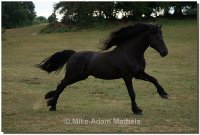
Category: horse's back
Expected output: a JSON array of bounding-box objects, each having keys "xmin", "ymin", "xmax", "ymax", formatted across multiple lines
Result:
[{"xmin": 66, "ymin": 51, "xmax": 97, "ymax": 75}]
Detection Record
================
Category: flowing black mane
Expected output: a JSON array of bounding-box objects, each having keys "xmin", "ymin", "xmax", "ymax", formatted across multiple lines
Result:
[{"xmin": 101, "ymin": 23, "xmax": 157, "ymax": 51}]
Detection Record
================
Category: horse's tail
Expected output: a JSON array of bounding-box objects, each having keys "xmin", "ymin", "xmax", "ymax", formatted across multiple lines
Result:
[{"xmin": 37, "ymin": 50, "xmax": 76, "ymax": 73}]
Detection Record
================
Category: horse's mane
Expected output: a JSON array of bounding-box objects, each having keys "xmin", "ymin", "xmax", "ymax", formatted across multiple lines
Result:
[{"xmin": 100, "ymin": 23, "xmax": 157, "ymax": 51}]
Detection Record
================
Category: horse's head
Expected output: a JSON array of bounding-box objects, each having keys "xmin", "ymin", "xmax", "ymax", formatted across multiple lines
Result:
[{"xmin": 148, "ymin": 24, "xmax": 168, "ymax": 57}]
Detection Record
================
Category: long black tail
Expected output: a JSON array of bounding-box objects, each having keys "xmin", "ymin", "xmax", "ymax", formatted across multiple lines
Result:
[{"xmin": 37, "ymin": 50, "xmax": 75, "ymax": 73}]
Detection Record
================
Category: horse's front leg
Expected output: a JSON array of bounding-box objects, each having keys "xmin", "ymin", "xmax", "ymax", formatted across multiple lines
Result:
[
  {"xmin": 135, "ymin": 72, "xmax": 168, "ymax": 99},
  {"xmin": 123, "ymin": 77, "xmax": 143, "ymax": 115}
]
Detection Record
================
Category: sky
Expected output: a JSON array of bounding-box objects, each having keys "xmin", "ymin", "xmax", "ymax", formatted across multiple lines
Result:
[{"xmin": 33, "ymin": 1, "xmax": 61, "ymax": 19}]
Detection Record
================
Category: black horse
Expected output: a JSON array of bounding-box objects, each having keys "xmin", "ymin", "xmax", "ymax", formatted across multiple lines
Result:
[{"xmin": 38, "ymin": 23, "xmax": 168, "ymax": 115}]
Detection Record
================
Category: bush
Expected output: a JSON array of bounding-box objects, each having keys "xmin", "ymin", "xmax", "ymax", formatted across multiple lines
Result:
[
  {"xmin": 33, "ymin": 16, "xmax": 47, "ymax": 25},
  {"xmin": 40, "ymin": 22, "xmax": 75, "ymax": 33}
]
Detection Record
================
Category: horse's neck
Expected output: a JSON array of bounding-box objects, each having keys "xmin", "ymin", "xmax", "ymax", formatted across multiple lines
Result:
[{"xmin": 123, "ymin": 31, "xmax": 149, "ymax": 58}]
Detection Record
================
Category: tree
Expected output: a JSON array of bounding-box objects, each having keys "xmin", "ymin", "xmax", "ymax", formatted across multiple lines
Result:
[
  {"xmin": 2, "ymin": 2, "xmax": 36, "ymax": 28},
  {"xmin": 115, "ymin": 2, "xmax": 153, "ymax": 19},
  {"xmin": 52, "ymin": 2, "xmax": 197, "ymax": 28},
  {"xmin": 54, "ymin": 2, "xmax": 116, "ymax": 26},
  {"xmin": 158, "ymin": 2, "xmax": 197, "ymax": 17},
  {"xmin": 36, "ymin": 16, "xmax": 47, "ymax": 22},
  {"xmin": 33, "ymin": 16, "xmax": 47, "ymax": 24},
  {"xmin": 47, "ymin": 13, "xmax": 58, "ymax": 23}
]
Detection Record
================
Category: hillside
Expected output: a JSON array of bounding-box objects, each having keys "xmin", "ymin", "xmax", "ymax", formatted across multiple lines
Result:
[{"xmin": 2, "ymin": 20, "xmax": 198, "ymax": 133}]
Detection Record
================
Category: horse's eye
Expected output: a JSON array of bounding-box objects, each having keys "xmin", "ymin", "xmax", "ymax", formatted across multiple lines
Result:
[{"xmin": 156, "ymin": 36, "xmax": 159, "ymax": 40}]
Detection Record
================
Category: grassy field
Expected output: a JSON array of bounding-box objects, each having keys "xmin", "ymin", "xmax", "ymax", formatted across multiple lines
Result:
[{"xmin": 2, "ymin": 20, "xmax": 198, "ymax": 133}]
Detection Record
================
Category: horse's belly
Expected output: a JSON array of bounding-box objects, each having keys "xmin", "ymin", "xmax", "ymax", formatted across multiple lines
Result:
[
  {"xmin": 90, "ymin": 67, "xmax": 122, "ymax": 80},
  {"xmin": 87, "ymin": 53, "xmax": 122, "ymax": 79},
  {"xmin": 92, "ymin": 73, "xmax": 121, "ymax": 80}
]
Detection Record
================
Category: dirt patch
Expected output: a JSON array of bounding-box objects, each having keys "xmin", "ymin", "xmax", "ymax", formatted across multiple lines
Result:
[{"xmin": 20, "ymin": 78, "xmax": 41, "ymax": 85}]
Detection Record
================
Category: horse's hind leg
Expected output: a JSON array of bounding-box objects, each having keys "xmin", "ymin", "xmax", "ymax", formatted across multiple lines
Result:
[
  {"xmin": 45, "ymin": 73, "xmax": 88, "ymax": 111},
  {"xmin": 45, "ymin": 78, "xmax": 68, "ymax": 111}
]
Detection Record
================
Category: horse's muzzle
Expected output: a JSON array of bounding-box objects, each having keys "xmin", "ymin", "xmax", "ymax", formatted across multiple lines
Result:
[{"xmin": 160, "ymin": 50, "xmax": 168, "ymax": 57}]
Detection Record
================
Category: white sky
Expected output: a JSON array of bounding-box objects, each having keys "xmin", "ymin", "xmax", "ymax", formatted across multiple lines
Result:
[{"xmin": 33, "ymin": 1, "xmax": 60, "ymax": 19}]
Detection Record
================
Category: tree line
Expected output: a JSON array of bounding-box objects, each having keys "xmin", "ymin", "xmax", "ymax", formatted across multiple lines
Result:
[
  {"xmin": 2, "ymin": 2, "xmax": 51, "ymax": 29},
  {"xmin": 2, "ymin": 2, "xmax": 36, "ymax": 28},
  {"xmin": 2, "ymin": 2, "xmax": 197, "ymax": 29},
  {"xmin": 53, "ymin": 2, "xmax": 197, "ymax": 26}
]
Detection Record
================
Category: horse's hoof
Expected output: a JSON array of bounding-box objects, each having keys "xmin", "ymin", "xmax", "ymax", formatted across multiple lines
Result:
[
  {"xmin": 132, "ymin": 108, "xmax": 143, "ymax": 115},
  {"xmin": 46, "ymin": 98, "xmax": 53, "ymax": 107},
  {"xmin": 160, "ymin": 94, "xmax": 169, "ymax": 99},
  {"xmin": 47, "ymin": 98, "xmax": 55, "ymax": 107},
  {"xmin": 49, "ymin": 106, "xmax": 56, "ymax": 111},
  {"xmin": 45, "ymin": 91, "xmax": 55, "ymax": 99}
]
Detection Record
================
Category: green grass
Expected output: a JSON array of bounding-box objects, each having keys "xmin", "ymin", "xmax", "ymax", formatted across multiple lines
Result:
[{"xmin": 2, "ymin": 20, "xmax": 198, "ymax": 133}]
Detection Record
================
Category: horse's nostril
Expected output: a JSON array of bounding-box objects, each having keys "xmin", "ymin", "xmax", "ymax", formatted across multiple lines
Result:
[{"xmin": 160, "ymin": 51, "xmax": 168, "ymax": 57}]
